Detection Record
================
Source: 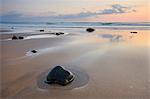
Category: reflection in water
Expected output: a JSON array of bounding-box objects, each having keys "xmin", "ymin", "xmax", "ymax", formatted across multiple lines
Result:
[
  {"xmin": 100, "ymin": 34, "xmax": 114, "ymax": 38},
  {"xmin": 99, "ymin": 34, "xmax": 123, "ymax": 42},
  {"xmin": 110, "ymin": 35, "xmax": 123, "ymax": 42}
]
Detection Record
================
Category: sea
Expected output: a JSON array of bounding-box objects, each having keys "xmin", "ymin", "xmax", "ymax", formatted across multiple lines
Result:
[{"xmin": 0, "ymin": 22, "xmax": 150, "ymax": 34}]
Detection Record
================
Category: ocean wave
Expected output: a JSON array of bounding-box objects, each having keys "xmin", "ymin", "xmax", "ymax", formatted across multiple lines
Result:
[
  {"xmin": 46, "ymin": 22, "xmax": 150, "ymax": 26},
  {"xmin": 1, "ymin": 22, "xmax": 150, "ymax": 31}
]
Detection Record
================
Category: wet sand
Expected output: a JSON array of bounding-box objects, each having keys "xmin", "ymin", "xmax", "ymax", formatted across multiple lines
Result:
[{"xmin": 1, "ymin": 28, "xmax": 150, "ymax": 99}]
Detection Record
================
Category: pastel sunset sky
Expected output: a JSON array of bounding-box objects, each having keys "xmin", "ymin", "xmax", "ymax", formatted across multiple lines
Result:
[{"xmin": 1, "ymin": 0, "xmax": 150, "ymax": 22}]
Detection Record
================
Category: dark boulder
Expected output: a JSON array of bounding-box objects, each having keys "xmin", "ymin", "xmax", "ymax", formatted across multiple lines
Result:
[
  {"xmin": 31, "ymin": 50, "xmax": 37, "ymax": 53},
  {"xmin": 86, "ymin": 28, "xmax": 95, "ymax": 32},
  {"xmin": 18, "ymin": 36, "xmax": 24, "ymax": 39},
  {"xmin": 45, "ymin": 66, "xmax": 75, "ymax": 86},
  {"xmin": 12, "ymin": 35, "xmax": 18, "ymax": 40}
]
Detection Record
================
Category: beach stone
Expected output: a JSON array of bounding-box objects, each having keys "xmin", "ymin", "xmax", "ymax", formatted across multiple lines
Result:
[
  {"xmin": 55, "ymin": 32, "xmax": 64, "ymax": 36},
  {"xmin": 40, "ymin": 30, "xmax": 44, "ymax": 32},
  {"xmin": 58, "ymin": 32, "xmax": 64, "ymax": 35},
  {"xmin": 31, "ymin": 50, "xmax": 37, "ymax": 53},
  {"xmin": 86, "ymin": 28, "xmax": 95, "ymax": 32},
  {"xmin": 130, "ymin": 32, "xmax": 138, "ymax": 34},
  {"xmin": 45, "ymin": 66, "xmax": 75, "ymax": 86},
  {"xmin": 18, "ymin": 36, "xmax": 24, "ymax": 39},
  {"xmin": 12, "ymin": 35, "xmax": 18, "ymax": 40},
  {"xmin": 56, "ymin": 33, "xmax": 61, "ymax": 35}
]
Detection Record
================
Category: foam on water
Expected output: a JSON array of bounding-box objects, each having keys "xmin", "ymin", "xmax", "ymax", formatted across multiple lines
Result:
[{"xmin": 26, "ymin": 34, "xmax": 56, "ymax": 39}]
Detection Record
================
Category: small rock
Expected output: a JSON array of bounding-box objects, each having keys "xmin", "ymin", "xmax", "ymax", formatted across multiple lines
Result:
[
  {"xmin": 86, "ymin": 28, "xmax": 95, "ymax": 32},
  {"xmin": 40, "ymin": 30, "xmax": 44, "ymax": 32},
  {"xmin": 59, "ymin": 32, "xmax": 64, "ymax": 35},
  {"xmin": 45, "ymin": 66, "xmax": 75, "ymax": 86},
  {"xmin": 56, "ymin": 33, "xmax": 61, "ymax": 35},
  {"xmin": 31, "ymin": 50, "xmax": 37, "ymax": 53},
  {"xmin": 130, "ymin": 32, "xmax": 138, "ymax": 34},
  {"xmin": 18, "ymin": 36, "xmax": 24, "ymax": 39},
  {"xmin": 12, "ymin": 35, "xmax": 18, "ymax": 40}
]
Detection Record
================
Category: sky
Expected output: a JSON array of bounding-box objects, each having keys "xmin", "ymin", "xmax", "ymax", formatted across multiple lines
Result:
[{"xmin": 0, "ymin": 0, "xmax": 150, "ymax": 22}]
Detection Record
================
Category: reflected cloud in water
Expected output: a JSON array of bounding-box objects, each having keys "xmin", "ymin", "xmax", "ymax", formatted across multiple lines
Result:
[{"xmin": 99, "ymin": 34, "xmax": 123, "ymax": 42}]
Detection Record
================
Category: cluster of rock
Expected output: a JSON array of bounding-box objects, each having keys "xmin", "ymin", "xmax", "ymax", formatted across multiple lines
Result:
[
  {"xmin": 39, "ymin": 29, "xmax": 65, "ymax": 36},
  {"xmin": 12, "ymin": 35, "xmax": 24, "ymax": 40},
  {"xmin": 45, "ymin": 66, "xmax": 75, "ymax": 86},
  {"xmin": 55, "ymin": 32, "xmax": 64, "ymax": 36}
]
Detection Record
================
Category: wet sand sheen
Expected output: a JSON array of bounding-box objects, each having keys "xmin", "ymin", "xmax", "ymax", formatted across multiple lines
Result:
[{"xmin": 1, "ymin": 29, "xmax": 150, "ymax": 99}]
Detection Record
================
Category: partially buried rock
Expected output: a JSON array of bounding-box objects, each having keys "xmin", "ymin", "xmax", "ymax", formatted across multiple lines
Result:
[
  {"xmin": 31, "ymin": 50, "xmax": 37, "ymax": 53},
  {"xmin": 45, "ymin": 66, "xmax": 75, "ymax": 86},
  {"xmin": 86, "ymin": 28, "xmax": 95, "ymax": 32},
  {"xmin": 12, "ymin": 35, "xmax": 18, "ymax": 40},
  {"xmin": 18, "ymin": 36, "xmax": 24, "ymax": 39}
]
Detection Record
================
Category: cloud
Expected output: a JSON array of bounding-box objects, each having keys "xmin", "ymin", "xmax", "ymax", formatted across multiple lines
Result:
[
  {"xmin": 101, "ymin": 4, "xmax": 126, "ymax": 14},
  {"xmin": 0, "ymin": 4, "xmax": 136, "ymax": 22},
  {"xmin": 55, "ymin": 4, "xmax": 136, "ymax": 19},
  {"xmin": 53, "ymin": 12, "xmax": 97, "ymax": 19},
  {"xmin": 100, "ymin": 4, "xmax": 135, "ymax": 14}
]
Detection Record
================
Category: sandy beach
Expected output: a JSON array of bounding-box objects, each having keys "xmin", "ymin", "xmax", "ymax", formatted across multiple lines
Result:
[{"xmin": 1, "ymin": 27, "xmax": 150, "ymax": 99}]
